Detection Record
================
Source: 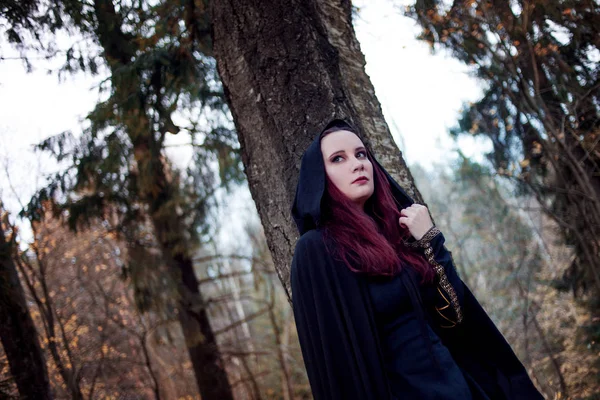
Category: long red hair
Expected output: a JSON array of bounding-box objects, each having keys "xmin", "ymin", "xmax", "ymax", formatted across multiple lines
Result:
[{"xmin": 320, "ymin": 135, "xmax": 435, "ymax": 282}]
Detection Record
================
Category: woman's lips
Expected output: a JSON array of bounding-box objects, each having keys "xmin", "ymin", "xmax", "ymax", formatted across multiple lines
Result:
[{"xmin": 353, "ymin": 177, "xmax": 368, "ymax": 184}]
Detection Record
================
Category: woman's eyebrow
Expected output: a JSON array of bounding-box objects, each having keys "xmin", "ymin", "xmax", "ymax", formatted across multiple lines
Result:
[{"xmin": 329, "ymin": 146, "xmax": 366, "ymax": 157}]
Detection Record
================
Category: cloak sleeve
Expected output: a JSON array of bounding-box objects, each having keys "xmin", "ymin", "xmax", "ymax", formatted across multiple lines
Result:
[
  {"xmin": 405, "ymin": 227, "xmax": 464, "ymax": 326},
  {"xmin": 290, "ymin": 230, "xmax": 393, "ymax": 400},
  {"xmin": 416, "ymin": 230, "xmax": 544, "ymax": 400}
]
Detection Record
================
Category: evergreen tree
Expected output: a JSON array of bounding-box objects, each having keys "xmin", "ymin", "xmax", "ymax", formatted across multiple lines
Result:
[
  {"xmin": 407, "ymin": 0, "xmax": 600, "ymax": 297},
  {"xmin": 4, "ymin": 1, "xmax": 243, "ymax": 398}
]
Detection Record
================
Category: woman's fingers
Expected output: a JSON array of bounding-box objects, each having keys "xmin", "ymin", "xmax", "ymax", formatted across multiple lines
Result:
[
  {"xmin": 398, "ymin": 216, "xmax": 410, "ymax": 227},
  {"xmin": 400, "ymin": 207, "xmax": 416, "ymax": 218},
  {"xmin": 400, "ymin": 205, "xmax": 434, "ymax": 240},
  {"xmin": 400, "ymin": 205, "xmax": 419, "ymax": 218}
]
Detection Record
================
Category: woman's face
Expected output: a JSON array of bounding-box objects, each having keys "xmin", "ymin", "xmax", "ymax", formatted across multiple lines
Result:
[{"xmin": 320, "ymin": 129, "xmax": 374, "ymax": 209}]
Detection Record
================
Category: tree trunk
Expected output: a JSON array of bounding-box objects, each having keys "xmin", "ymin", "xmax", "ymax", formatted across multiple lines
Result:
[
  {"xmin": 172, "ymin": 255, "xmax": 234, "ymax": 400},
  {"xmin": 267, "ymin": 278, "xmax": 294, "ymax": 400},
  {"xmin": 93, "ymin": 1, "xmax": 234, "ymax": 398},
  {"xmin": 17, "ymin": 225, "xmax": 83, "ymax": 400},
  {"xmin": 0, "ymin": 216, "xmax": 53, "ymax": 400},
  {"xmin": 221, "ymin": 259, "xmax": 262, "ymax": 400},
  {"xmin": 211, "ymin": 0, "xmax": 423, "ymax": 300}
]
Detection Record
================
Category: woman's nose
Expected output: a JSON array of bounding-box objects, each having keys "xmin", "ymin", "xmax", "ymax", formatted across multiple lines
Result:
[{"xmin": 353, "ymin": 161, "xmax": 365, "ymax": 172}]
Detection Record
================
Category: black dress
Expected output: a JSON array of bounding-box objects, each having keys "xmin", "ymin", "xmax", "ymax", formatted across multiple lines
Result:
[{"xmin": 367, "ymin": 269, "xmax": 473, "ymax": 399}]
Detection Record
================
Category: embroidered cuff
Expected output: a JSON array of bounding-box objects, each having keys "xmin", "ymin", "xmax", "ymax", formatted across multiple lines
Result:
[
  {"xmin": 403, "ymin": 226, "xmax": 441, "ymax": 249},
  {"xmin": 426, "ymin": 249, "xmax": 464, "ymax": 326},
  {"xmin": 404, "ymin": 226, "xmax": 463, "ymax": 326},
  {"xmin": 423, "ymin": 242, "xmax": 463, "ymax": 326}
]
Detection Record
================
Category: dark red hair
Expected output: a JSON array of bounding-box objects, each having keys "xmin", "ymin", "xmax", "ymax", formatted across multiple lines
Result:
[{"xmin": 320, "ymin": 130, "xmax": 435, "ymax": 282}]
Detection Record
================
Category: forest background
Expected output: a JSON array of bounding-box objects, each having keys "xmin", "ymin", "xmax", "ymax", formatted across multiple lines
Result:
[{"xmin": 0, "ymin": 0, "xmax": 598, "ymax": 399}]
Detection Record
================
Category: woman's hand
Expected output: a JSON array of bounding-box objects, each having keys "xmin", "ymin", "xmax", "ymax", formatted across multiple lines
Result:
[{"xmin": 399, "ymin": 204, "xmax": 434, "ymax": 240}]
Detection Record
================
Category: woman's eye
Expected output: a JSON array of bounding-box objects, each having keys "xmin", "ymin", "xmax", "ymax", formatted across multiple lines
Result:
[
  {"xmin": 356, "ymin": 151, "xmax": 367, "ymax": 158},
  {"xmin": 332, "ymin": 155, "xmax": 343, "ymax": 163}
]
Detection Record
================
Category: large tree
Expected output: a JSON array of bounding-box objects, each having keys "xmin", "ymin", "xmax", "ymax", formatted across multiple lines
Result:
[
  {"xmin": 211, "ymin": 0, "xmax": 424, "ymax": 299},
  {"xmin": 0, "ymin": 205, "xmax": 53, "ymax": 400},
  {"xmin": 6, "ymin": 0, "xmax": 242, "ymax": 398},
  {"xmin": 406, "ymin": 0, "xmax": 600, "ymax": 297}
]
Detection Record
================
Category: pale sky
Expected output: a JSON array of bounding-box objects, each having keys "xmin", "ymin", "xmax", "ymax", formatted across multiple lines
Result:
[
  {"xmin": 354, "ymin": 0, "xmax": 487, "ymax": 164},
  {"xmin": 0, "ymin": 0, "xmax": 489, "ymax": 246}
]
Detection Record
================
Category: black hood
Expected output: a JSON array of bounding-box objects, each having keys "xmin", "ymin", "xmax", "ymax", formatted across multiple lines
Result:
[{"xmin": 291, "ymin": 119, "xmax": 414, "ymax": 235}]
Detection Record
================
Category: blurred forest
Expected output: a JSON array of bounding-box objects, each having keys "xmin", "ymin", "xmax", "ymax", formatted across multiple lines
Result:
[{"xmin": 0, "ymin": 0, "xmax": 598, "ymax": 399}]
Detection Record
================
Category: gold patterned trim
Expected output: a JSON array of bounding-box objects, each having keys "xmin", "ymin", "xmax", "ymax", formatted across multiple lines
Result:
[
  {"xmin": 423, "ymin": 243, "xmax": 463, "ymax": 327},
  {"xmin": 435, "ymin": 287, "xmax": 457, "ymax": 328},
  {"xmin": 403, "ymin": 226, "xmax": 441, "ymax": 249}
]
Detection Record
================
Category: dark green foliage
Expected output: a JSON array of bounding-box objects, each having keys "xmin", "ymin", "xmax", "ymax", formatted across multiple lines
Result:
[
  {"xmin": 19, "ymin": 1, "xmax": 239, "ymax": 212},
  {"xmin": 1, "ymin": 0, "xmax": 93, "ymax": 72},
  {"xmin": 407, "ymin": 0, "xmax": 600, "ymax": 297},
  {"xmin": 7, "ymin": 4, "xmax": 241, "ymax": 394},
  {"xmin": 0, "ymin": 0, "xmax": 87, "ymax": 44},
  {"xmin": 10, "ymin": 0, "xmax": 244, "ymax": 315}
]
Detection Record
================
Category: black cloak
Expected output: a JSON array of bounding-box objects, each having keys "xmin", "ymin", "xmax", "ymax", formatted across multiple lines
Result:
[{"xmin": 290, "ymin": 119, "xmax": 543, "ymax": 400}]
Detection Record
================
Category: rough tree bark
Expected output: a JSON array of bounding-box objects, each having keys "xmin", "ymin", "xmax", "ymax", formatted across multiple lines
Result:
[
  {"xmin": 211, "ymin": 0, "xmax": 423, "ymax": 299},
  {"xmin": 0, "ymin": 210, "xmax": 53, "ymax": 400}
]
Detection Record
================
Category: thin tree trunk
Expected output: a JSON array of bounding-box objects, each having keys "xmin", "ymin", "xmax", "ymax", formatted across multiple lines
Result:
[
  {"xmin": 516, "ymin": 282, "xmax": 569, "ymax": 397},
  {"xmin": 140, "ymin": 336, "xmax": 162, "ymax": 400},
  {"xmin": 223, "ymin": 303, "xmax": 262, "ymax": 400},
  {"xmin": 281, "ymin": 309, "xmax": 294, "ymax": 400},
  {"xmin": 221, "ymin": 260, "xmax": 262, "ymax": 400},
  {"xmin": 267, "ymin": 278, "xmax": 294, "ymax": 400},
  {"xmin": 0, "ymin": 213, "xmax": 53, "ymax": 400},
  {"xmin": 211, "ymin": 0, "xmax": 423, "ymax": 301},
  {"xmin": 22, "ymin": 225, "xmax": 83, "ymax": 400},
  {"xmin": 14, "ymin": 252, "xmax": 81, "ymax": 400},
  {"xmin": 169, "ymin": 250, "xmax": 234, "ymax": 400},
  {"xmin": 494, "ymin": 235, "xmax": 568, "ymax": 397}
]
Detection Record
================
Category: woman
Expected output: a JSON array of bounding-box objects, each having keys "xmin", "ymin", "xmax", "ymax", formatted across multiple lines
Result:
[{"xmin": 290, "ymin": 119, "xmax": 543, "ymax": 400}]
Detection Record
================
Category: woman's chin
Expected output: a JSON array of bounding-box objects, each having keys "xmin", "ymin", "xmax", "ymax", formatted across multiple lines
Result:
[{"xmin": 351, "ymin": 192, "xmax": 374, "ymax": 208}]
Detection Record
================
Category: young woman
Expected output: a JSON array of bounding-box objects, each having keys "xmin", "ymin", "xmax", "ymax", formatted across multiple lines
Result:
[{"xmin": 290, "ymin": 119, "xmax": 543, "ymax": 400}]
